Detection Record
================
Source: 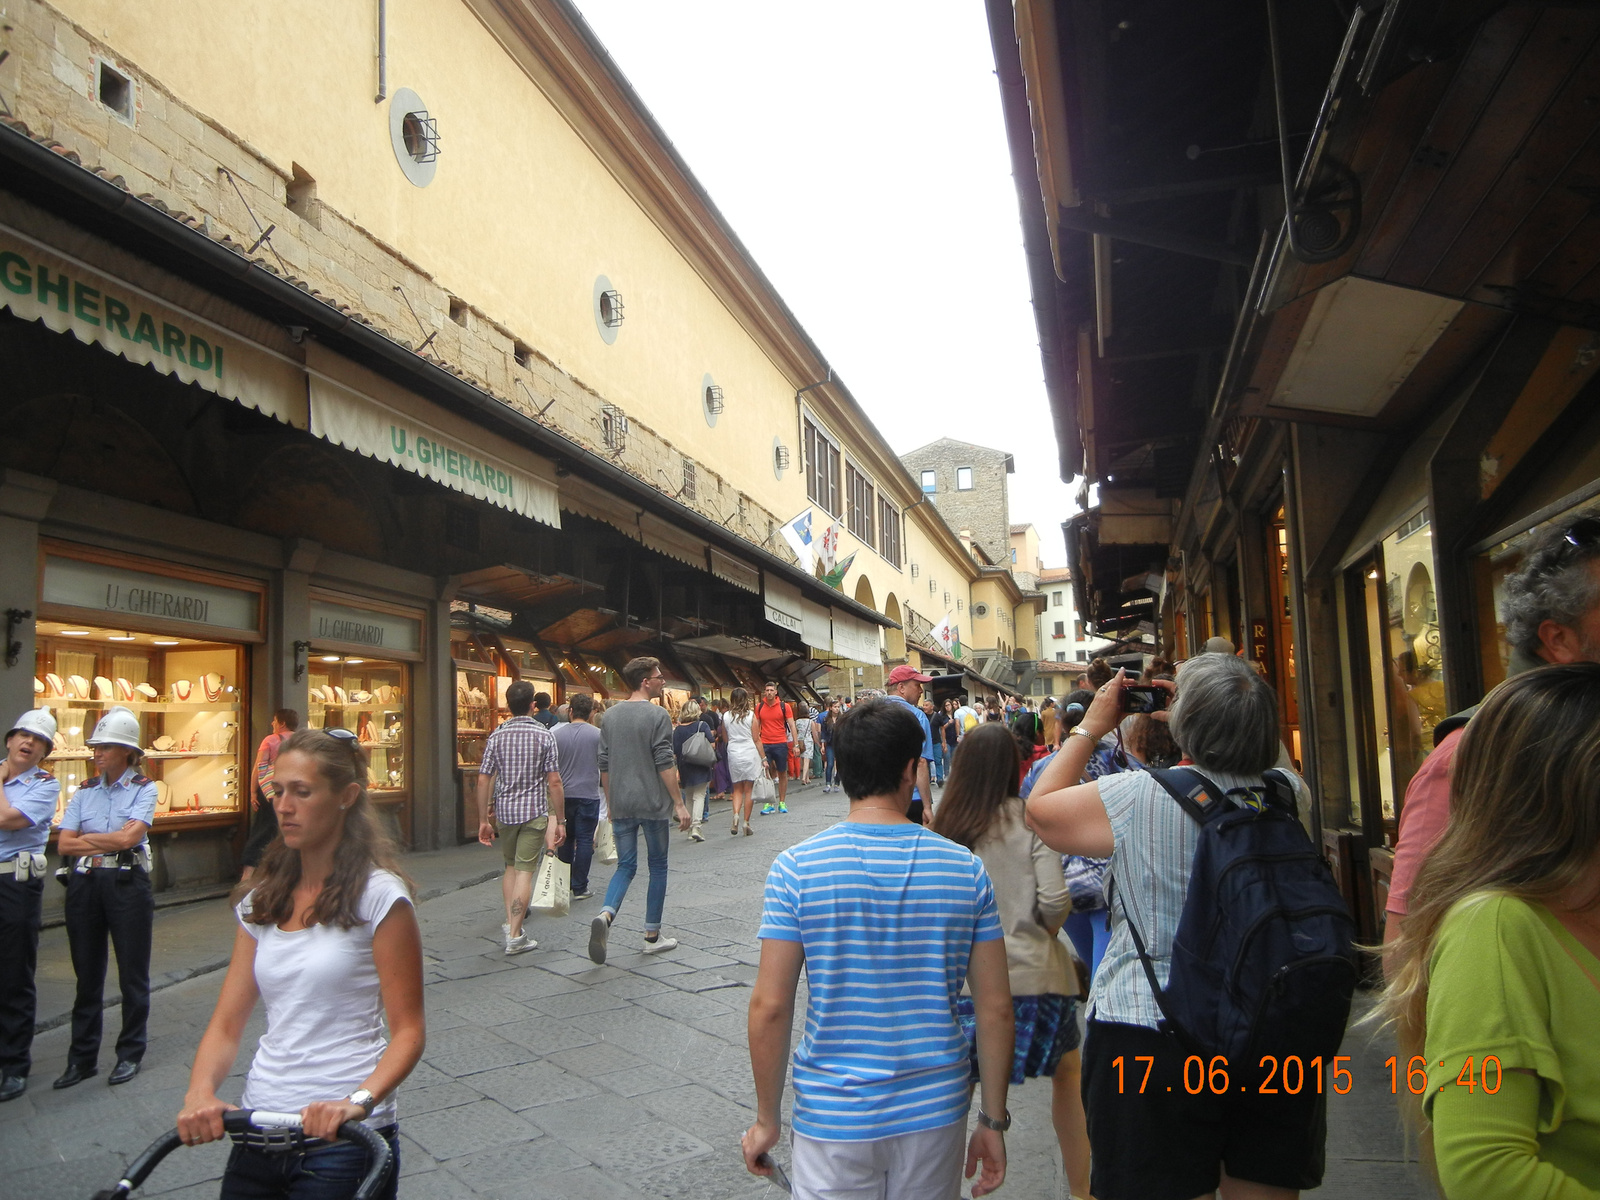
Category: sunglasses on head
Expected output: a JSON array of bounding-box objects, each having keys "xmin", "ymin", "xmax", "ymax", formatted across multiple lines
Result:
[
  {"xmin": 1536, "ymin": 516, "xmax": 1600, "ymax": 574},
  {"xmin": 323, "ymin": 727, "xmax": 358, "ymax": 744}
]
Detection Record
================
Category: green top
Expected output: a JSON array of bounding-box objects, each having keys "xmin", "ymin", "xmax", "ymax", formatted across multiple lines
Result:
[{"xmin": 1425, "ymin": 892, "xmax": 1600, "ymax": 1199}]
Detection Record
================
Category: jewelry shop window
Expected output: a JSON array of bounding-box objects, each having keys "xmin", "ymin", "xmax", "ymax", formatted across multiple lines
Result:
[
  {"xmin": 34, "ymin": 547, "xmax": 264, "ymax": 829},
  {"xmin": 307, "ymin": 595, "xmax": 422, "ymax": 821}
]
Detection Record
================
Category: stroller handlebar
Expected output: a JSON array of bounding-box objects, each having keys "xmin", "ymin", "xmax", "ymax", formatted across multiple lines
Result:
[{"xmin": 96, "ymin": 1109, "xmax": 392, "ymax": 1200}]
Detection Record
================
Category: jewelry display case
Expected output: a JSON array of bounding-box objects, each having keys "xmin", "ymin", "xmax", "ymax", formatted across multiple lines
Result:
[
  {"xmin": 34, "ymin": 621, "xmax": 247, "ymax": 827},
  {"xmin": 305, "ymin": 654, "xmax": 408, "ymax": 796}
]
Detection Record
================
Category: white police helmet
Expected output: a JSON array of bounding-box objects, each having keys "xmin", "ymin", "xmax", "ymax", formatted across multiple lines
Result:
[
  {"xmin": 6, "ymin": 708, "xmax": 57, "ymax": 751},
  {"xmin": 87, "ymin": 706, "xmax": 143, "ymax": 753}
]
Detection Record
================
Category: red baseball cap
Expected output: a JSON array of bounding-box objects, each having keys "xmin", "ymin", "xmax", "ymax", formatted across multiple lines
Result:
[{"xmin": 886, "ymin": 664, "xmax": 934, "ymax": 685}]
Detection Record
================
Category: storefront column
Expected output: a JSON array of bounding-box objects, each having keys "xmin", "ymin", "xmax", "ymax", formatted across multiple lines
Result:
[
  {"xmin": 274, "ymin": 540, "xmax": 318, "ymax": 731},
  {"xmin": 0, "ymin": 470, "xmax": 55, "ymax": 723},
  {"xmin": 414, "ymin": 596, "xmax": 455, "ymax": 852}
]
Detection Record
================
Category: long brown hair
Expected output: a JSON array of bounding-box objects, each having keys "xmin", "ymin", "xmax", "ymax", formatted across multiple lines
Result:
[
  {"xmin": 1378, "ymin": 665, "xmax": 1600, "ymax": 1140},
  {"xmin": 932, "ymin": 724, "xmax": 1021, "ymax": 850},
  {"xmin": 234, "ymin": 728, "xmax": 411, "ymax": 930},
  {"xmin": 729, "ymin": 686, "xmax": 752, "ymax": 720}
]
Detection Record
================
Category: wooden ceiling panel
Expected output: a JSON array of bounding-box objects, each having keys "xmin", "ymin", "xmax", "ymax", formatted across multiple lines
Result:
[
  {"xmin": 1438, "ymin": 46, "xmax": 1600, "ymax": 297},
  {"xmin": 577, "ymin": 626, "xmax": 654, "ymax": 652},
  {"xmin": 1386, "ymin": 9, "xmax": 1600, "ymax": 290},
  {"xmin": 1357, "ymin": 9, "xmax": 1538, "ymax": 280},
  {"xmin": 538, "ymin": 608, "xmax": 615, "ymax": 647}
]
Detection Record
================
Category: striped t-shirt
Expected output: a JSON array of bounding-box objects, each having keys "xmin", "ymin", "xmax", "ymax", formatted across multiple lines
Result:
[{"xmin": 758, "ymin": 821, "xmax": 1004, "ymax": 1142}]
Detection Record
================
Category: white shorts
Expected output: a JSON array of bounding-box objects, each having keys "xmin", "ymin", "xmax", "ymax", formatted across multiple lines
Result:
[{"xmin": 790, "ymin": 1120, "xmax": 965, "ymax": 1200}]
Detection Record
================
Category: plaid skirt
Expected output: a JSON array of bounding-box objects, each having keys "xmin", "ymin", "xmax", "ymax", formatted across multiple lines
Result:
[{"xmin": 955, "ymin": 992, "xmax": 1081, "ymax": 1084}]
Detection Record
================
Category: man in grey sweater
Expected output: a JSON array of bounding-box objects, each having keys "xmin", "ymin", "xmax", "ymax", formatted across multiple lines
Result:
[{"xmin": 591, "ymin": 656, "xmax": 691, "ymax": 963}]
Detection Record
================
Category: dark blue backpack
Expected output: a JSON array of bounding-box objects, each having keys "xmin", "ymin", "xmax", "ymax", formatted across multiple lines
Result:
[{"xmin": 1119, "ymin": 768, "xmax": 1358, "ymax": 1065}]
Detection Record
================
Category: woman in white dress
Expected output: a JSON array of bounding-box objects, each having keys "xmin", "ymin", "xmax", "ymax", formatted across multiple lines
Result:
[{"xmin": 723, "ymin": 687, "xmax": 763, "ymax": 837}]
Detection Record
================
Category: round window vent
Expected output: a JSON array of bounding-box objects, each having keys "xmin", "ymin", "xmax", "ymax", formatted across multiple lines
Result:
[
  {"xmin": 702, "ymin": 373, "xmax": 721, "ymax": 427},
  {"xmin": 593, "ymin": 276, "xmax": 623, "ymax": 345},
  {"xmin": 973, "ymin": 603, "xmax": 990, "ymax": 618},
  {"xmin": 389, "ymin": 88, "xmax": 438, "ymax": 187}
]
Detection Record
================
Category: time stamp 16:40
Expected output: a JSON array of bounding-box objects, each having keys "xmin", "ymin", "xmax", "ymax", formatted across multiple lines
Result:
[{"xmin": 1112, "ymin": 1054, "xmax": 1507, "ymax": 1096}]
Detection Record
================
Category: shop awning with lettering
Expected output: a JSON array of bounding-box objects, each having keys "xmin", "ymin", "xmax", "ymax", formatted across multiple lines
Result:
[
  {"xmin": 307, "ymin": 343, "xmax": 560, "ymax": 529},
  {"xmin": 0, "ymin": 224, "xmax": 307, "ymax": 427},
  {"xmin": 829, "ymin": 609, "xmax": 880, "ymax": 665},
  {"xmin": 763, "ymin": 574, "xmax": 804, "ymax": 637}
]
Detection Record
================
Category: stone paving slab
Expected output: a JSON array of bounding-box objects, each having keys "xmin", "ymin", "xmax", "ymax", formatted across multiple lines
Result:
[{"xmin": 0, "ymin": 782, "xmax": 1436, "ymax": 1198}]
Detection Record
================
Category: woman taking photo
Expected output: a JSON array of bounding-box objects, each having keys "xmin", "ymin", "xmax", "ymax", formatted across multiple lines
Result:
[
  {"xmin": 177, "ymin": 728, "xmax": 424, "ymax": 1200},
  {"xmin": 1026, "ymin": 656, "xmax": 1328, "ymax": 1200},
  {"xmin": 722, "ymin": 687, "xmax": 763, "ymax": 836},
  {"xmin": 932, "ymin": 723, "xmax": 1090, "ymax": 1200},
  {"xmin": 1381, "ymin": 664, "xmax": 1600, "ymax": 1199}
]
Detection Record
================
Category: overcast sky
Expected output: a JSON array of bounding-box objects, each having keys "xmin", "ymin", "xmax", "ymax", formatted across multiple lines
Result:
[{"xmin": 569, "ymin": 0, "xmax": 1076, "ymax": 568}]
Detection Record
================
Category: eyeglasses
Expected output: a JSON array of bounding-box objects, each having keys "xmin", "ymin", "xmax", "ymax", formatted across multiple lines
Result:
[
  {"xmin": 1562, "ymin": 517, "xmax": 1600, "ymax": 552},
  {"xmin": 323, "ymin": 727, "xmax": 358, "ymax": 743}
]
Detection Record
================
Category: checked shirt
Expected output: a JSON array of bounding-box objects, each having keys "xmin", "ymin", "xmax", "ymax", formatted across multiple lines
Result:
[{"xmin": 478, "ymin": 715, "xmax": 560, "ymax": 824}]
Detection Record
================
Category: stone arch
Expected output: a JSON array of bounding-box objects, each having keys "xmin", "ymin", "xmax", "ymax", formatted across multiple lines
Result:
[
  {"xmin": 0, "ymin": 393, "xmax": 198, "ymax": 515},
  {"xmin": 233, "ymin": 443, "xmax": 386, "ymax": 560},
  {"xmin": 883, "ymin": 593, "xmax": 906, "ymax": 660},
  {"xmin": 854, "ymin": 575, "xmax": 875, "ymax": 610}
]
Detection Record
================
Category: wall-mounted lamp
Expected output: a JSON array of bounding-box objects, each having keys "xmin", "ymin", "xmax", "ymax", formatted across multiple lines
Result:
[
  {"xmin": 599, "ymin": 289, "xmax": 624, "ymax": 328},
  {"xmin": 293, "ymin": 640, "xmax": 313, "ymax": 683}
]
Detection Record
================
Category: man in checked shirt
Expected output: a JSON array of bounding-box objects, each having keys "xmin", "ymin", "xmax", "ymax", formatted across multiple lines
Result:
[{"xmin": 477, "ymin": 680, "xmax": 566, "ymax": 955}]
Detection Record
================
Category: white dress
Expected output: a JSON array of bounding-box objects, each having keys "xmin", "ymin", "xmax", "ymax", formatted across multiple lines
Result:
[{"xmin": 723, "ymin": 711, "xmax": 763, "ymax": 783}]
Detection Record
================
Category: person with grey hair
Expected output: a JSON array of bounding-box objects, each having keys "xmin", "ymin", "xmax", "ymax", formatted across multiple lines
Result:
[
  {"xmin": 1022, "ymin": 659, "xmax": 1330, "ymax": 1199},
  {"xmin": 1385, "ymin": 508, "xmax": 1600, "ymax": 962}
]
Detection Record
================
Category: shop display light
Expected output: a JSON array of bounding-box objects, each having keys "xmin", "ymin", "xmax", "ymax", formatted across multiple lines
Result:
[
  {"xmin": 108, "ymin": 631, "xmax": 137, "ymax": 641},
  {"xmin": 60, "ymin": 629, "xmax": 91, "ymax": 636}
]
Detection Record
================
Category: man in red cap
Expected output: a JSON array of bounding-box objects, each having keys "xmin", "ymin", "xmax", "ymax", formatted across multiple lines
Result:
[{"xmin": 883, "ymin": 664, "xmax": 936, "ymax": 825}]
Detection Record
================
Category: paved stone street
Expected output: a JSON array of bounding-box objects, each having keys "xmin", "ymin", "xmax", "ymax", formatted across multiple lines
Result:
[{"xmin": 0, "ymin": 785, "xmax": 1434, "ymax": 1199}]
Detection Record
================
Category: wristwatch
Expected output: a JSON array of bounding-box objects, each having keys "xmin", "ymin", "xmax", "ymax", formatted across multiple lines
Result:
[
  {"xmin": 346, "ymin": 1088, "xmax": 376, "ymax": 1117},
  {"xmin": 975, "ymin": 1108, "xmax": 1011, "ymax": 1132}
]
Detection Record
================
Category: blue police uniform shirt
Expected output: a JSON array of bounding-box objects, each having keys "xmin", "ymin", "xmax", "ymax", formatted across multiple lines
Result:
[
  {"xmin": 1, "ymin": 764, "xmax": 60, "ymax": 859},
  {"xmin": 883, "ymin": 694, "xmax": 936, "ymax": 804},
  {"xmin": 61, "ymin": 768, "xmax": 158, "ymax": 847}
]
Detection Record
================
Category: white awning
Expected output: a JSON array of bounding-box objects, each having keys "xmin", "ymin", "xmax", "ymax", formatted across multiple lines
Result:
[
  {"xmin": 709, "ymin": 547, "xmax": 760, "ymax": 593},
  {"xmin": 763, "ymin": 573, "xmax": 804, "ymax": 636},
  {"xmin": 307, "ymin": 343, "xmax": 560, "ymax": 528},
  {"xmin": 801, "ymin": 599, "xmax": 833, "ymax": 652},
  {"xmin": 830, "ymin": 608, "xmax": 880, "ymax": 665},
  {"xmin": 0, "ymin": 223, "xmax": 307, "ymax": 427}
]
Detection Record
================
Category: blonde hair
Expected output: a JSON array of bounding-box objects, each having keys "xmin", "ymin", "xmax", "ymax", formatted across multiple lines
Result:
[
  {"xmin": 1378, "ymin": 664, "xmax": 1600, "ymax": 1152},
  {"xmin": 680, "ymin": 700, "xmax": 702, "ymax": 722}
]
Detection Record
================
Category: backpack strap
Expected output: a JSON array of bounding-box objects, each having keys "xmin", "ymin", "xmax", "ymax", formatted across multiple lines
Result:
[
  {"xmin": 1147, "ymin": 767, "xmax": 1226, "ymax": 825},
  {"xmin": 1114, "ymin": 888, "xmax": 1194, "ymax": 1049}
]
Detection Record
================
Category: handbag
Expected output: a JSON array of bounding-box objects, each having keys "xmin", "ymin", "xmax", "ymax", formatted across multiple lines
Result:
[
  {"xmin": 681, "ymin": 723, "xmax": 717, "ymax": 767},
  {"xmin": 752, "ymin": 772, "xmax": 778, "ymax": 805},
  {"xmin": 1063, "ymin": 854, "xmax": 1110, "ymax": 912},
  {"xmin": 594, "ymin": 818, "xmax": 618, "ymax": 864},
  {"xmin": 530, "ymin": 853, "xmax": 571, "ymax": 917}
]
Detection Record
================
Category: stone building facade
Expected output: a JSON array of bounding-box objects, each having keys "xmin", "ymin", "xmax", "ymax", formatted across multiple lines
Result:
[{"xmin": 900, "ymin": 439, "xmax": 1015, "ymax": 567}]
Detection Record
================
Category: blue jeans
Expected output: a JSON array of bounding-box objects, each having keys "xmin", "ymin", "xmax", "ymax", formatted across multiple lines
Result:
[
  {"xmin": 602, "ymin": 818, "xmax": 670, "ymax": 933},
  {"xmin": 220, "ymin": 1125, "xmax": 399, "ymax": 1200},
  {"xmin": 823, "ymin": 743, "xmax": 836, "ymax": 785},
  {"xmin": 557, "ymin": 796, "xmax": 600, "ymax": 893},
  {"xmin": 1065, "ymin": 908, "xmax": 1112, "ymax": 980},
  {"xmin": 934, "ymin": 743, "xmax": 951, "ymax": 784}
]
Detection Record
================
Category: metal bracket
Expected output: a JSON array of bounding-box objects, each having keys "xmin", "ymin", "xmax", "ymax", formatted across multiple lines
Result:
[
  {"xmin": 4, "ymin": 608, "xmax": 31, "ymax": 667},
  {"xmin": 292, "ymin": 640, "xmax": 313, "ymax": 684}
]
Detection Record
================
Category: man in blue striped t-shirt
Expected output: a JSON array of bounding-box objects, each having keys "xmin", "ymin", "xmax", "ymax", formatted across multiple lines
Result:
[{"xmin": 742, "ymin": 699, "xmax": 1013, "ymax": 1199}]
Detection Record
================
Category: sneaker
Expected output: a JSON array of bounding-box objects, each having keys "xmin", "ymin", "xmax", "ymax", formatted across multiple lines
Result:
[
  {"xmin": 501, "ymin": 922, "xmax": 510, "ymax": 939},
  {"xmin": 777, "ymin": 802, "xmax": 788, "ymax": 814},
  {"xmin": 571, "ymin": 890, "xmax": 594, "ymax": 901},
  {"xmin": 505, "ymin": 932, "xmax": 536, "ymax": 956},
  {"xmin": 588, "ymin": 914, "xmax": 611, "ymax": 965},
  {"xmin": 690, "ymin": 827, "xmax": 705, "ymax": 842},
  {"xmin": 760, "ymin": 804, "xmax": 777, "ymax": 815},
  {"xmin": 642, "ymin": 937, "xmax": 678, "ymax": 955}
]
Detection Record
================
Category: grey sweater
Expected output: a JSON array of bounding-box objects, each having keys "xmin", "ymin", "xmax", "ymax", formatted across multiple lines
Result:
[{"xmin": 597, "ymin": 700, "xmax": 676, "ymax": 819}]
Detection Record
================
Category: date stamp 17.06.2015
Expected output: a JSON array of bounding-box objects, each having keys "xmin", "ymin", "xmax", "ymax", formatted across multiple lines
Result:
[{"xmin": 1110, "ymin": 1053, "xmax": 1507, "ymax": 1097}]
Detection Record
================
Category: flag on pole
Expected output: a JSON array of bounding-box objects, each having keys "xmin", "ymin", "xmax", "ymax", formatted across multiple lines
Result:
[
  {"xmin": 821, "ymin": 550, "xmax": 857, "ymax": 590},
  {"xmin": 778, "ymin": 509, "xmax": 815, "ymax": 572},
  {"xmin": 930, "ymin": 612, "xmax": 956, "ymax": 657},
  {"xmin": 817, "ymin": 521, "xmax": 841, "ymax": 572}
]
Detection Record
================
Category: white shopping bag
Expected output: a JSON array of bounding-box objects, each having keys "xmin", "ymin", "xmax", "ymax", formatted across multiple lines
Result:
[
  {"xmin": 594, "ymin": 818, "xmax": 618, "ymax": 864},
  {"xmin": 531, "ymin": 853, "xmax": 571, "ymax": 917}
]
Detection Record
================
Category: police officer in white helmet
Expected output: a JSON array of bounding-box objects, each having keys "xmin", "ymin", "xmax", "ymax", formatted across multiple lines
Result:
[
  {"xmin": 53, "ymin": 705, "xmax": 157, "ymax": 1090},
  {"xmin": 0, "ymin": 708, "xmax": 59, "ymax": 1103}
]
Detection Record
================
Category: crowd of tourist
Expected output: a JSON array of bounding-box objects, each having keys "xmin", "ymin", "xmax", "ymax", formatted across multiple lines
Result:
[{"xmin": 4, "ymin": 515, "xmax": 1597, "ymax": 1200}]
